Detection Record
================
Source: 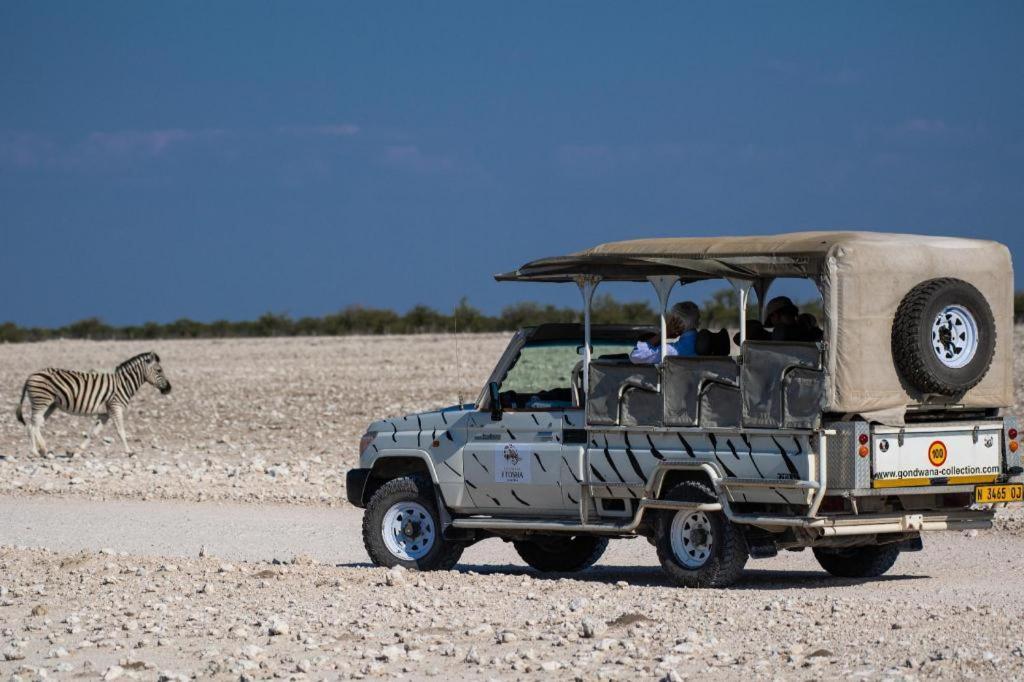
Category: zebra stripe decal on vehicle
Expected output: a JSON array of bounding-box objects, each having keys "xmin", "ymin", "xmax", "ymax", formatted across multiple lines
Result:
[
  {"xmin": 472, "ymin": 453, "xmax": 490, "ymax": 473},
  {"xmin": 583, "ymin": 430, "xmax": 815, "ymax": 507},
  {"xmin": 771, "ymin": 436, "xmax": 801, "ymax": 479}
]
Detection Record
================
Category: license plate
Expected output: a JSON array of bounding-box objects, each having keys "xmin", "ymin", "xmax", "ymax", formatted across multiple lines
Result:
[{"xmin": 974, "ymin": 484, "xmax": 1024, "ymax": 504}]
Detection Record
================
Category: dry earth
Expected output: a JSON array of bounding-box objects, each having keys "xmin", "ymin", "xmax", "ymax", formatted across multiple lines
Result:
[
  {"xmin": 3, "ymin": 332, "xmax": 1024, "ymax": 681},
  {"xmin": 0, "ymin": 335, "xmax": 509, "ymax": 505}
]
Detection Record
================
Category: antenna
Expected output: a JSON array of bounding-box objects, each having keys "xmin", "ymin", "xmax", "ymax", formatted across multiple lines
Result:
[{"xmin": 454, "ymin": 298, "xmax": 465, "ymax": 406}]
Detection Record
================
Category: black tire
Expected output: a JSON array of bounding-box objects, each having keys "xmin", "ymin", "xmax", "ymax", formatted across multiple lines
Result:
[
  {"xmin": 813, "ymin": 544, "xmax": 900, "ymax": 578},
  {"xmin": 891, "ymin": 278, "xmax": 996, "ymax": 396},
  {"xmin": 653, "ymin": 481, "xmax": 748, "ymax": 588},
  {"xmin": 361, "ymin": 475, "xmax": 464, "ymax": 570},
  {"xmin": 513, "ymin": 535, "xmax": 608, "ymax": 573}
]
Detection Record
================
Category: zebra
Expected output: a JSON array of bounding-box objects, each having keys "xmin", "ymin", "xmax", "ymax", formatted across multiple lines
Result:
[{"xmin": 15, "ymin": 352, "xmax": 172, "ymax": 456}]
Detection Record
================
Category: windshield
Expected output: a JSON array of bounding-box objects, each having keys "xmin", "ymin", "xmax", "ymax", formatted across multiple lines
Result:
[{"xmin": 499, "ymin": 340, "xmax": 635, "ymax": 408}]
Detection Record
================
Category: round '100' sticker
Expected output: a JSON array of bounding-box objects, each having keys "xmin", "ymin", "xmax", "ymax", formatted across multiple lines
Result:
[{"xmin": 928, "ymin": 440, "xmax": 948, "ymax": 467}]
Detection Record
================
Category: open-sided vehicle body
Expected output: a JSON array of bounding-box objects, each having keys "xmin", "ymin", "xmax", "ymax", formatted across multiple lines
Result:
[{"xmin": 348, "ymin": 231, "xmax": 1019, "ymax": 586}]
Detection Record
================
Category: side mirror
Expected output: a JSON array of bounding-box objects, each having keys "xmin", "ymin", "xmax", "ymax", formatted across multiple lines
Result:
[{"xmin": 488, "ymin": 381, "xmax": 503, "ymax": 421}]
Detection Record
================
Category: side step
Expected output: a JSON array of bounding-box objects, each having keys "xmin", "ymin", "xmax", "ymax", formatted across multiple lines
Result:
[
  {"xmin": 720, "ymin": 477, "xmax": 819, "ymax": 490},
  {"xmin": 450, "ymin": 499, "xmax": 722, "ymax": 534}
]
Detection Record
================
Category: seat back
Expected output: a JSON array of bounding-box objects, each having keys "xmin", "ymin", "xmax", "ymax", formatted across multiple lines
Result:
[
  {"xmin": 663, "ymin": 356, "xmax": 740, "ymax": 427},
  {"xmin": 586, "ymin": 360, "xmax": 662, "ymax": 426},
  {"xmin": 740, "ymin": 341, "xmax": 825, "ymax": 429}
]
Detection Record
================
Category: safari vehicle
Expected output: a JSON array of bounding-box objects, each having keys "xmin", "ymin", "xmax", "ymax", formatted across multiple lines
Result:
[{"xmin": 347, "ymin": 231, "xmax": 1020, "ymax": 587}]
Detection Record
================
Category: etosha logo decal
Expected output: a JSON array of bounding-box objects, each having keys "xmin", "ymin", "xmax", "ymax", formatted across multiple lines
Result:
[
  {"xmin": 503, "ymin": 444, "xmax": 521, "ymax": 466},
  {"xmin": 928, "ymin": 440, "xmax": 948, "ymax": 467},
  {"xmin": 494, "ymin": 443, "xmax": 531, "ymax": 484}
]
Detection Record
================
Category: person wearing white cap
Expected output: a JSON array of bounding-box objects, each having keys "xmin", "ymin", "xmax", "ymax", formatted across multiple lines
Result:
[{"xmin": 629, "ymin": 301, "xmax": 701, "ymax": 364}]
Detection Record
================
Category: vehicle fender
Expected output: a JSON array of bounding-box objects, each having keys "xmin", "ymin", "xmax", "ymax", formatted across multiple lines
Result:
[
  {"xmin": 364, "ymin": 449, "xmax": 455, "ymax": 528},
  {"xmin": 647, "ymin": 462, "xmax": 724, "ymax": 500}
]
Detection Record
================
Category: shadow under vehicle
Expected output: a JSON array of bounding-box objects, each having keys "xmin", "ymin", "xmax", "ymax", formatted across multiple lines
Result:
[{"xmin": 347, "ymin": 231, "xmax": 1019, "ymax": 587}]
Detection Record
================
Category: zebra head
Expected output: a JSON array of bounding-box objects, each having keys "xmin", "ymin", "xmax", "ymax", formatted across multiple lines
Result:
[{"xmin": 144, "ymin": 352, "xmax": 172, "ymax": 394}]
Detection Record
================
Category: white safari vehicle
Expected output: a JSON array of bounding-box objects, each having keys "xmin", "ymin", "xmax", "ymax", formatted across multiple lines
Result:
[{"xmin": 347, "ymin": 232, "xmax": 1019, "ymax": 587}]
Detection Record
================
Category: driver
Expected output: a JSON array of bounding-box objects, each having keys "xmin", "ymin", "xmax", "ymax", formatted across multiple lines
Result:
[{"xmin": 630, "ymin": 301, "xmax": 700, "ymax": 364}]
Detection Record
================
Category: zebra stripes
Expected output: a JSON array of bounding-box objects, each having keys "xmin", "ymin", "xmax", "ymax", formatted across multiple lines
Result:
[{"xmin": 15, "ymin": 352, "xmax": 172, "ymax": 456}]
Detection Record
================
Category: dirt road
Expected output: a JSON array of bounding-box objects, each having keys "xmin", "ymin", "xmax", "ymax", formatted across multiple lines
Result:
[
  {"xmin": 0, "ymin": 494, "xmax": 660, "ymax": 569},
  {"xmin": 4, "ymin": 494, "xmax": 1024, "ymax": 680}
]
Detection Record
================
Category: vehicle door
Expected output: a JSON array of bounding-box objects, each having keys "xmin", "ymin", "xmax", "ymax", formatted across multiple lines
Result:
[{"xmin": 461, "ymin": 340, "xmax": 585, "ymax": 514}]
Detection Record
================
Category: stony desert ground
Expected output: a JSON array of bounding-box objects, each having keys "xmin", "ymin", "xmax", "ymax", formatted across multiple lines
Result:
[
  {"xmin": 3, "ymin": 333, "xmax": 1024, "ymax": 681},
  {"xmin": 0, "ymin": 335, "xmax": 511, "ymax": 505}
]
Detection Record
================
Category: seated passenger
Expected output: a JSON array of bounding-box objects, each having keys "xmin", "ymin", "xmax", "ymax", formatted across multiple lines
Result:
[
  {"xmin": 765, "ymin": 296, "xmax": 823, "ymax": 342},
  {"xmin": 630, "ymin": 302, "xmax": 700, "ymax": 364},
  {"xmin": 733, "ymin": 318, "xmax": 771, "ymax": 346},
  {"xmin": 797, "ymin": 312, "xmax": 824, "ymax": 342},
  {"xmin": 764, "ymin": 296, "xmax": 799, "ymax": 337}
]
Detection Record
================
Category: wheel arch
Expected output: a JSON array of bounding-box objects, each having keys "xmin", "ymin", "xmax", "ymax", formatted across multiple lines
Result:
[
  {"xmin": 649, "ymin": 463, "xmax": 721, "ymax": 501},
  {"xmin": 362, "ymin": 450, "xmax": 440, "ymax": 506}
]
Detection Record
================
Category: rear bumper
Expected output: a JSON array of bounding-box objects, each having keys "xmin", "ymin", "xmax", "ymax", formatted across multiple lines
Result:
[{"xmin": 345, "ymin": 468, "xmax": 371, "ymax": 508}]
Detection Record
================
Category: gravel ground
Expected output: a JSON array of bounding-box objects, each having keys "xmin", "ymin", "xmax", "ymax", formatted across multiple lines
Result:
[
  {"xmin": 3, "ymin": 332, "xmax": 1024, "ymax": 680},
  {"xmin": 3, "ymin": 530, "xmax": 1024, "ymax": 681},
  {"xmin": 0, "ymin": 335, "xmax": 508, "ymax": 505}
]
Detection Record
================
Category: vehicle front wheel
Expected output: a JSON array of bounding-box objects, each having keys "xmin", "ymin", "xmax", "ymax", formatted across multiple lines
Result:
[
  {"xmin": 654, "ymin": 481, "xmax": 748, "ymax": 588},
  {"xmin": 813, "ymin": 544, "xmax": 900, "ymax": 578},
  {"xmin": 361, "ymin": 475, "xmax": 464, "ymax": 570},
  {"xmin": 513, "ymin": 535, "xmax": 608, "ymax": 573}
]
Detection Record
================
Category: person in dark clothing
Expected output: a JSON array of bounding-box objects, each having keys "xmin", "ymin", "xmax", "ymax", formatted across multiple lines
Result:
[{"xmin": 797, "ymin": 312, "xmax": 824, "ymax": 342}]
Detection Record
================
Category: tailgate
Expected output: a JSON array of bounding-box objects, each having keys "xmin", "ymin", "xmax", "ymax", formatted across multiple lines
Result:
[{"xmin": 871, "ymin": 423, "xmax": 1002, "ymax": 488}]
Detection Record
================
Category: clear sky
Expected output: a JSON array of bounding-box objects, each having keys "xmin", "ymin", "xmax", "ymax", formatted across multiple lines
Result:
[{"xmin": 2, "ymin": 2, "xmax": 1022, "ymax": 326}]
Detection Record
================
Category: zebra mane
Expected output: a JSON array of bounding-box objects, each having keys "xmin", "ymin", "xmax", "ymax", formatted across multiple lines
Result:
[{"xmin": 116, "ymin": 352, "xmax": 157, "ymax": 373}]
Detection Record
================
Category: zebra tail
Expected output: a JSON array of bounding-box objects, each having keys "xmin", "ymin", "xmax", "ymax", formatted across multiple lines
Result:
[{"xmin": 15, "ymin": 381, "xmax": 27, "ymax": 424}]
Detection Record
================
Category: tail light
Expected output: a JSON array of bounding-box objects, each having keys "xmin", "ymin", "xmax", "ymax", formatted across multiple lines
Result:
[
  {"xmin": 1011, "ymin": 441, "xmax": 1020, "ymax": 453},
  {"xmin": 858, "ymin": 433, "xmax": 869, "ymax": 445},
  {"xmin": 858, "ymin": 445, "xmax": 870, "ymax": 457},
  {"xmin": 1009, "ymin": 428, "xmax": 1018, "ymax": 440}
]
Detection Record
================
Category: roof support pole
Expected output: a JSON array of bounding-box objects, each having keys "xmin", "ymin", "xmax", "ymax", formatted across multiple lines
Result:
[
  {"xmin": 727, "ymin": 278, "xmax": 753, "ymax": 347},
  {"xmin": 753, "ymin": 277, "xmax": 774, "ymax": 322},
  {"xmin": 574, "ymin": 275, "xmax": 600, "ymax": 393},
  {"xmin": 647, "ymin": 276, "xmax": 679, "ymax": 362}
]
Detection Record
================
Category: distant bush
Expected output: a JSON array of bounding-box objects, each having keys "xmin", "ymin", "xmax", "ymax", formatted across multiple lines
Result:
[{"xmin": 0, "ymin": 290, "xmax": 867, "ymax": 343}]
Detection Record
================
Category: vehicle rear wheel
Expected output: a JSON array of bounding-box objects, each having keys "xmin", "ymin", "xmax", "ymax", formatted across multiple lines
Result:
[
  {"xmin": 654, "ymin": 481, "xmax": 748, "ymax": 588},
  {"xmin": 891, "ymin": 277, "xmax": 996, "ymax": 396},
  {"xmin": 513, "ymin": 535, "xmax": 608, "ymax": 573},
  {"xmin": 362, "ymin": 475, "xmax": 464, "ymax": 570},
  {"xmin": 813, "ymin": 544, "xmax": 900, "ymax": 578}
]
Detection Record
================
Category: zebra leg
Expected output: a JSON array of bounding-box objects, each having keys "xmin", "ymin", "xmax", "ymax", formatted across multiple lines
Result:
[
  {"xmin": 110, "ymin": 406, "xmax": 131, "ymax": 454},
  {"xmin": 79, "ymin": 413, "xmax": 109, "ymax": 451},
  {"xmin": 26, "ymin": 411, "xmax": 40, "ymax": 457},
  {"xmin": 31, "ymin": 410, "xmax": 48, "ymax": 456}
]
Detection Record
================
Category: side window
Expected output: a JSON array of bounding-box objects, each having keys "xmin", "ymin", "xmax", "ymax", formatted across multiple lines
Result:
[
  {"xmin": 499, "ymin": 340, "xmax": 635, "ymax": 409},
  {"xmin": 499, "ymin": 342, "xmax": 579, "ymax": 396}
]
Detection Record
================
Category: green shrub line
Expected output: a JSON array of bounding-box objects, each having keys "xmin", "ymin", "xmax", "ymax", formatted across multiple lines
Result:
[{"xmin": 23, "ymin": 288, "xmax": 1024, "ymax": 343}]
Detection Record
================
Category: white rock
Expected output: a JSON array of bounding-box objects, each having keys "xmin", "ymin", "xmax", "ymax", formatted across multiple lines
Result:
[
  {"xmin": 103, "ymin": 665, "xmax": 124, "ymax": 681},
  {"xmin": 581, "ymin": 617, "xmax": 607, "ymax": 639},
  {"xmin": 268, "ymin": 617, "xmax": 289, "ymax": 636}
]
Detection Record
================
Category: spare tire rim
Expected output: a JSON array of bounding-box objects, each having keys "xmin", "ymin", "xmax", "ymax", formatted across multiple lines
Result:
[
  {"xmin": 931, "ymin": 304, "xmax": 979, "ymax": 369},
  {"xmin": 382, "ymin": 501, "xmax": 435, "ymax": 561},
  {"xmin": 670, "ymin": 510, "xmax": 713, "ymax": 568}
]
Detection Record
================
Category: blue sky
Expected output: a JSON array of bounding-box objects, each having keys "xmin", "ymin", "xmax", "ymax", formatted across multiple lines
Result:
[{"xmin": 1, "ymin": 2, "xmax": 1022, "ymax": 326}]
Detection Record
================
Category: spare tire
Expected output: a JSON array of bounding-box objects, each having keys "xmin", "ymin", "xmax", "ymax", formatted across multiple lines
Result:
[{"xmin": 891, "ymin": 278, "xmax": 996, "ymax": 396}]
